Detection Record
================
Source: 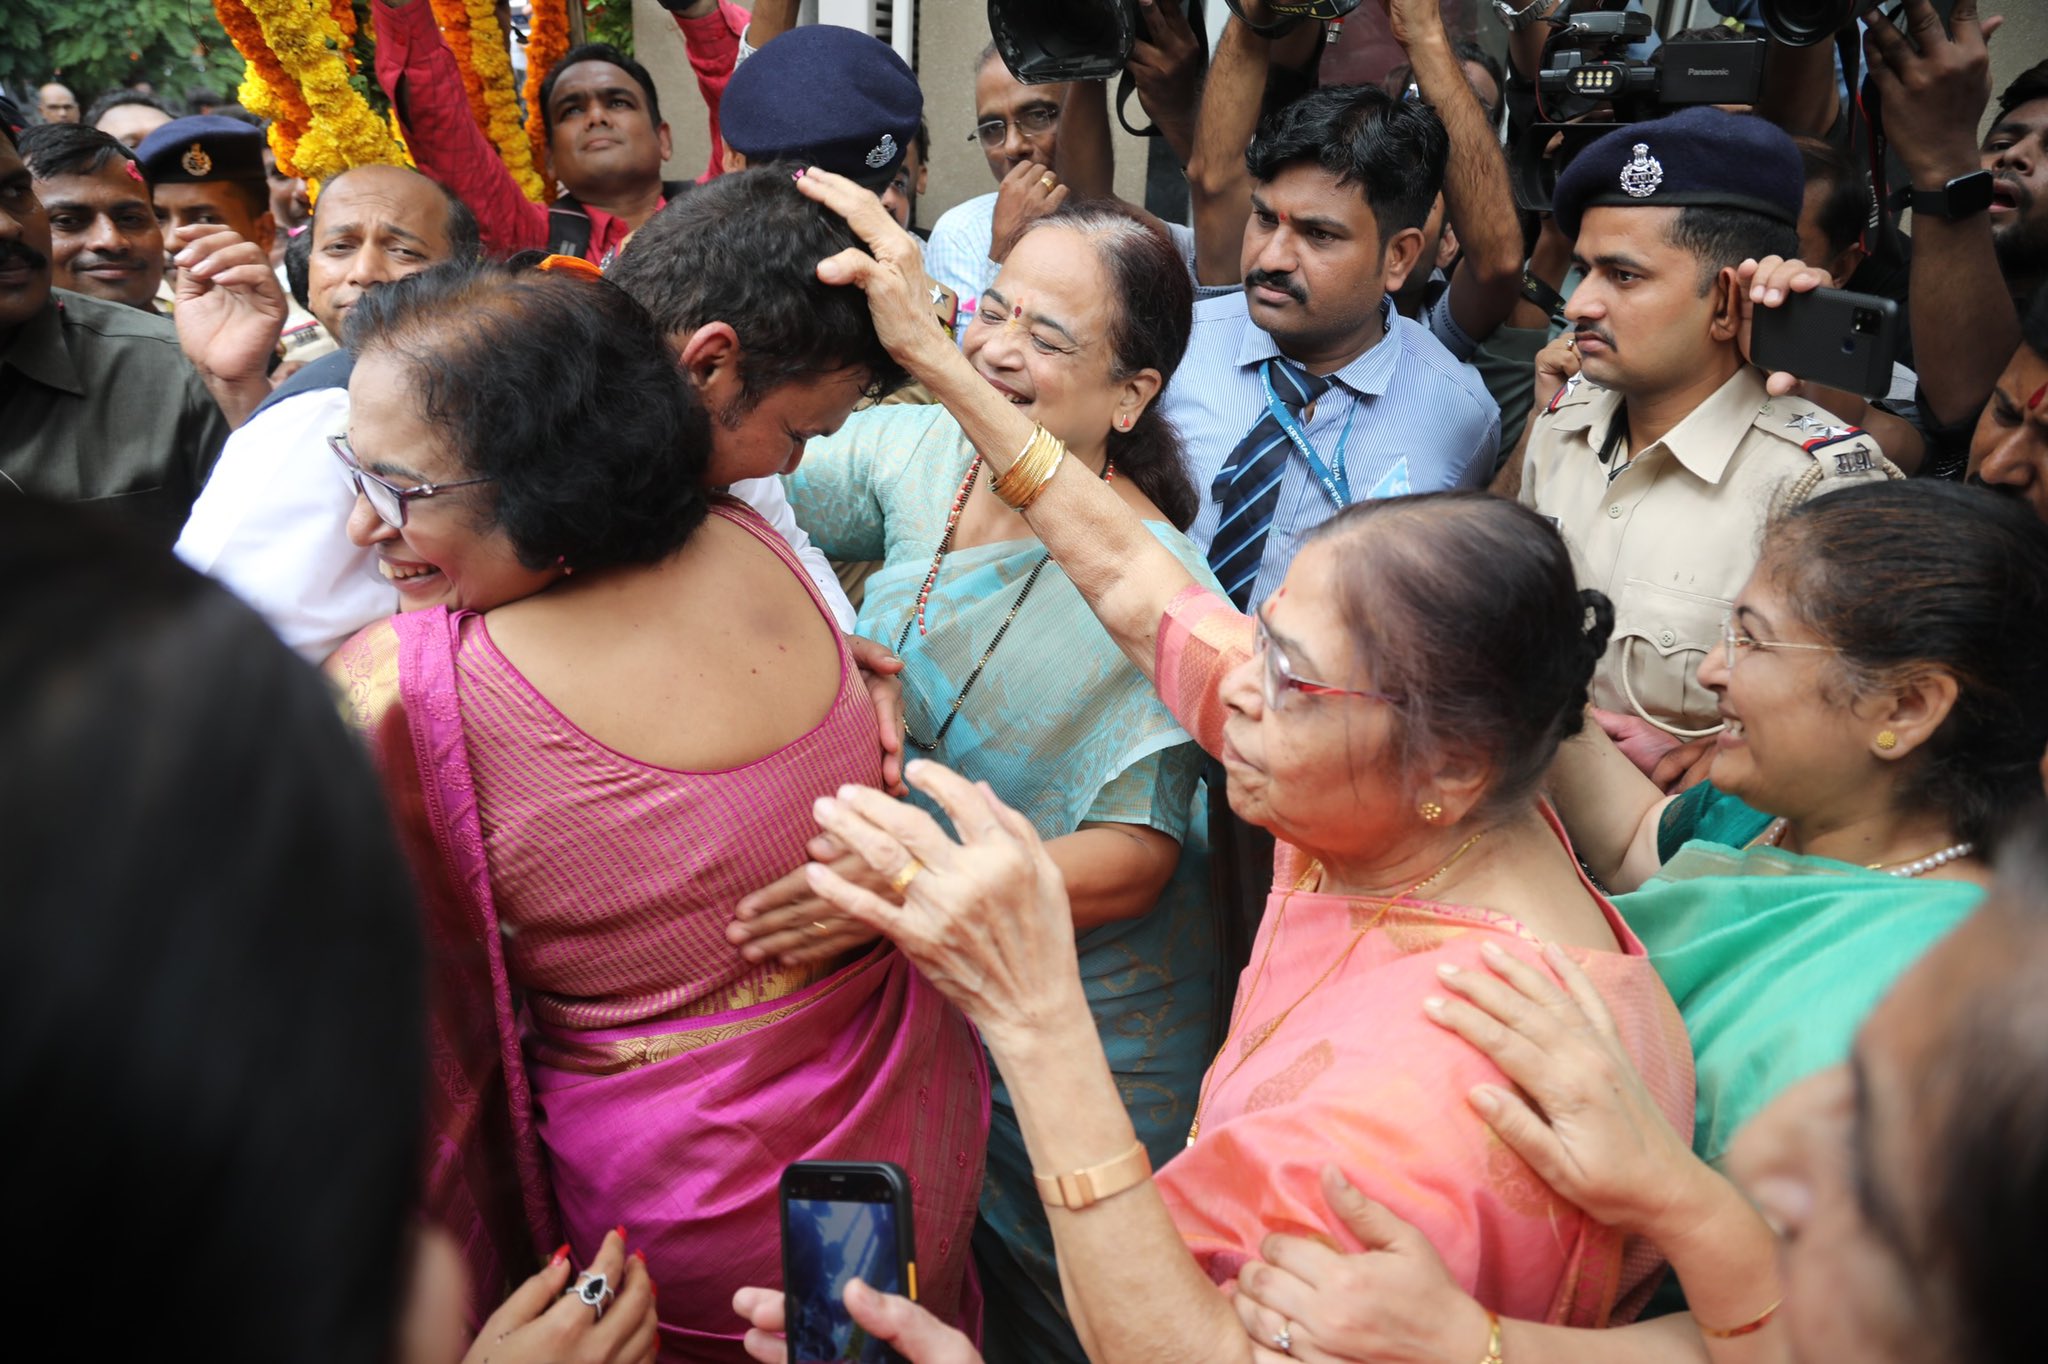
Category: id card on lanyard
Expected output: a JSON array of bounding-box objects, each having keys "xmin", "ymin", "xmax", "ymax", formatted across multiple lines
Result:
[{"xmin": 1261, "ymin": 365, "xmax": 1355, "ymax": 512}]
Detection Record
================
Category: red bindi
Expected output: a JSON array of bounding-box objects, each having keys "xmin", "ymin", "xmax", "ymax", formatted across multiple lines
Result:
[{"xmin": 2028, "ymin": 380, "xmax": 2047, "ymax": 411}]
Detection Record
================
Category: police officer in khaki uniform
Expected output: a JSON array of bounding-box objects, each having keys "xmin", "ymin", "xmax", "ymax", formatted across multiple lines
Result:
[{"xmin": 1505, "ymin": 108, "xmax": 1897, "ymax": 768}]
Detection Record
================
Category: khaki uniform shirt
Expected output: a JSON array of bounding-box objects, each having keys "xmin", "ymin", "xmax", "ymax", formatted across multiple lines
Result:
[
  {"xmin": 0, "ymin": 288, "xmax": 228, "ymax": 549},
  {"xmin": 1519, "ymin": 364, "xmax": 1897, "ymax": 737}
]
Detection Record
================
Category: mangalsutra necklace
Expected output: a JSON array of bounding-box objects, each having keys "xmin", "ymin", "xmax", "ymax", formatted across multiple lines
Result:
[
  {"xmin": 894, "ymin": 453, "xmax": 1112, "ymax": 753},
  {"xmin": 1185, "ymin": 831, "xmax": 1485, "ymax": 1146}
]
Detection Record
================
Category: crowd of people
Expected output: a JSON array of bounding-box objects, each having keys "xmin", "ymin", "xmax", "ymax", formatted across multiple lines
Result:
[{"xmin": 6, "ymin": 0, "xmax": 2048, "ymax": 1362}]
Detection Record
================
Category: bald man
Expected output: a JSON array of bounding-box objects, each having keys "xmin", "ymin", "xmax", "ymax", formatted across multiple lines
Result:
[{"xmin": 36, "ymin": 83, "xmax": 79, "ymax": 125}]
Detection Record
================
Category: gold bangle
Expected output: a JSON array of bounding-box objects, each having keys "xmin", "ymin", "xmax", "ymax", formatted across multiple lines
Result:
[
  {"xmin": 1699, "ymin": 1297, "xmax": 1781, "ymax": 1339},
  {"xmin": 992, "ymin": 425, "xmax": 1066, "ymax": 509},
  {"xmin": 1032, "ymin": 1140, "xmax": 1151, "ymax": 1210},
  {"xmin": 1479, "ymin": 1309, "xmax": 1503, "ymax": 1364}
]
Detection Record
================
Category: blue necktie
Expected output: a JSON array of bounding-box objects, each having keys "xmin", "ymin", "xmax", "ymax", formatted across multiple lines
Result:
[{"xmin": 1207, "ymin": 358, "xmax": 1333, "ymax": 609}]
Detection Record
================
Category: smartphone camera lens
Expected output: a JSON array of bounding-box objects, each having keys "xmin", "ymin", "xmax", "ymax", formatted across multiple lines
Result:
[{"xmin": 1852, "ymin": 308, "xmax": 1879, "ymax": 335}]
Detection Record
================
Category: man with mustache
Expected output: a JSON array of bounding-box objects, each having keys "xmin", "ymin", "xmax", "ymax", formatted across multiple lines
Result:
[
  {"xmin": 1505, "ymin": 108, "xmax": 1894, "ymax": 780},
  {"xmin": 0, "ymin": 121, "xmax": 228, "ymax": 548},
  {"xmin": 1161, "ymin": 6, "xmax": 1499, "ymax": 614},
  {"xmin": 18, "ymin": 122, "xmax": 164, "ymax": 312}
]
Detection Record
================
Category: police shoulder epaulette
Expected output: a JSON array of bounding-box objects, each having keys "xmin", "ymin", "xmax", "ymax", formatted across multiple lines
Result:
[{"xmin": 1544, "ymin": 372, "xmax": 1591, "ymax": 415}]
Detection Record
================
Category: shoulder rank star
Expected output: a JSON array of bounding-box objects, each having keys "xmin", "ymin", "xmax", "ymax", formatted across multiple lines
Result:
[
  {"xmin": 929, "ymin": 283, "xmax": 946, "ymax": 307},
  {"xmin": 1619, "ymin": 143, "xmax": 1663, "ymax": 198},
  {"xmin": 1783, "ymin": 411, "xmax": 1819, "ymax": 433}
]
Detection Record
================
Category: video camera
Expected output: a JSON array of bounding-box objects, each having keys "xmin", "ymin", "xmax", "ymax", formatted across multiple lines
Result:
[{"xmin": 1510, "ymin": 8, "xmax": 1766, "ymax": 214}]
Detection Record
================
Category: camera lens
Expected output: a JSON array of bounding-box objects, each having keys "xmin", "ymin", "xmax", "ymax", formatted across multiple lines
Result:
[
  {"xmin": 1853, "ymin": 308, "xmax": 1878, "ymax": 334},
  {"xmin": 1758, "ymin": 0, "xmax": 1858, "ymax": 47}
]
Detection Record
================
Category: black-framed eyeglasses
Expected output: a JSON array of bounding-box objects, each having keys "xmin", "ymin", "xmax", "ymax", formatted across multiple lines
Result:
[
  {"xmin": 970, "ymin": 106, "xmax": 1059, "ymax": 147},
  {"xmin": 328, "ymin": 433, "xmax": 494, "ymax": 530},
  {"xmin": 1254, "ymin": 606, "xmax": 1403, "ymax": 713}
]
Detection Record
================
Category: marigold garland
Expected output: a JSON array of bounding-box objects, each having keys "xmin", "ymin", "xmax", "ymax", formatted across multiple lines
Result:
[
  {"xmin": 426, "ymin": 0, "xmax": 489, "ymax": 139},
  {"xmin": 216, "ymin": 0, "xmax": 411, "ymax": 186},
  {"xmin": 424, "ymin": 0, "xmax": 546, "ymax": 202},
  {"xmin": 523, "ymin": 0, "xmax": 572, "ymax": 186}
]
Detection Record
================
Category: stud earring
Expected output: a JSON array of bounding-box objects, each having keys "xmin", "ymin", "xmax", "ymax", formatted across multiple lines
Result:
[
  {"xmin": 1419, "ymin": 801, "xmax": 1443, "ymax": 823},
  {"xmin": 1875, "ymin": 730, "xmax": 1898, "ymax": 751},
  {"xmin": 1116, "ymin": 414, "xmax": 1131, "ymax": 431}
]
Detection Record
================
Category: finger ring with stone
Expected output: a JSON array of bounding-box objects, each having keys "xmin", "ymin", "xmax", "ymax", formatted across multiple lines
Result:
[
  {"xmin": 568, "ymin": 1269, "xmax": 614, "ymax": 1321},
  {"xmin": 889, "ymin": 859, "xmax": 924, "ymax": 894},
  {"xmin": 1273, "ymin": 1323, "xmax": 1293, "ymax": 1354},
  {"xmin": 1039, "ymin": 172, "xmax": 1057, "ymax": 191}
]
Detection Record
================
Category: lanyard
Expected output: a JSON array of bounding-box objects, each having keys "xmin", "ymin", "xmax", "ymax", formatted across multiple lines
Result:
[{"xmin": 1261, "ymin": 364, "xmax": 1357, "ymax": 511}]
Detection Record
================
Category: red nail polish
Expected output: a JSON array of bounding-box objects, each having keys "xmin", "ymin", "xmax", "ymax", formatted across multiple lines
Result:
[
  {"xmin": 615, "ymin": 1224, "xmax": 628, "ymax": 1242},
  {"xmin": 633, "ymin": 1249, "xmax": 648, "ymax": 1265},
  {"xmin": 550, "ymin": 1243, "xmax": 570, "ymax": 1266}
]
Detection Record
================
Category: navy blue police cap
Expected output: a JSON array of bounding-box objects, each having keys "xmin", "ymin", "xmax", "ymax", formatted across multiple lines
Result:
[
  {"xmin": 136, "ymin": 115, "xmax": 266, "ymax": 186},
  {"xmin": 1552, "ymin": 106, "xmax": 1802, "ymax": 240},
  {"xmin": 722, "ymin": 25, "xmax": 922, "ymax": 189}
]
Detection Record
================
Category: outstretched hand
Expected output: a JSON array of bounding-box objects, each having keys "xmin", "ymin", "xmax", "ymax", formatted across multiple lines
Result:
[
  {"xmin": 1233, "ymin": 1165, "xmax": 1491, "ymax": 1364},
  {"xmin": 799, "ymin": 759, "xmax": 1087, "ymax": 1049},
  {"xmin": 172, "ymin": 223, "xmax": 288, "ymax": 426},
  {"xmin": 795, "ymin": 167, "xmax": 955, "ymax": 373},
  {"xmin": 1423, "ymin": 940, "xmax": 1704, "ymax": 1242}
]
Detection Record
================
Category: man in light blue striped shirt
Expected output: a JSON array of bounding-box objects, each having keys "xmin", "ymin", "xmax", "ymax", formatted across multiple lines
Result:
[{"xmin": 1168, "ymin": 80, "xmax": 1498, "ymax": 609}]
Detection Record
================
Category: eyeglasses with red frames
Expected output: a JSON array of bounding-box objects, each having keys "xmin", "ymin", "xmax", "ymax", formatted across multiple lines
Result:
[
  {"xmin": 328, "ymin": 433, "xmax": 495, "ymax": 531},
  {"xmin": 1253, "ymin": 605, "xmax": 1403, "ymax": 712}
]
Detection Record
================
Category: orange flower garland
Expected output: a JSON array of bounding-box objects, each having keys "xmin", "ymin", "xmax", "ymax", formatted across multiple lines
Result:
[
  {"xmin": 424, "ymin": 0, "xmax": 546, "ymax": 202},
  {"xmin": 426, "ymin": 0, "xmax": 490, "ymax": 140},
  {"xmin": 217, "ymin": 0, "xmax": 411, "ymax": 185},
  {"xmin": 523, "ymin": 0, "xmax": 572, "ymax": 185},
  {"xmin": 330, "ymin": 0, "xmax": 359, "ymax": 72}
]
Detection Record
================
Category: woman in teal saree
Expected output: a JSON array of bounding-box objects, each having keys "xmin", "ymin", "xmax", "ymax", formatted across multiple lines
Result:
[
  {"xmin": 1224, "ymin": 480, "xmax": 2048, "ymax": 1363},
  {"xmin": 732, "ymin": 203, "xmax": 1220, "ymax": 1364}
]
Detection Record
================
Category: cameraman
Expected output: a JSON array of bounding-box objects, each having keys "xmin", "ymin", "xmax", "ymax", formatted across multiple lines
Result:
[{"xmin": 1497, "ymin": 108, "xmax": 1896, "ymax": 784}]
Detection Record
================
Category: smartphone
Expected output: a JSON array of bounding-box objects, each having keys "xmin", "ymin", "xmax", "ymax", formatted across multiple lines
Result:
[
  {"xmin": 780, "ymin": 1161, "xmax": 917, "ymax": 1364},
  {"xmin": 1750, "ymin": 286, "xmax": 1900, "ymax": 400}
]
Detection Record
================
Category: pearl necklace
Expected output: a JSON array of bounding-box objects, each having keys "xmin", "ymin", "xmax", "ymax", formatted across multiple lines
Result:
[{"xmin": 1750, "ymin": 818, "xmax": 1975, "ymax": 878}]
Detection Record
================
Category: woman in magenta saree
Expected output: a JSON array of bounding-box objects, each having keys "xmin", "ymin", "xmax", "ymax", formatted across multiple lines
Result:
[{"xmin": 322, "ymin": 258, "xmax": 987, "ymax": 1361}]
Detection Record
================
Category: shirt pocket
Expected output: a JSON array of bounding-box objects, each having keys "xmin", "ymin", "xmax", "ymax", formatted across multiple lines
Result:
[{"xmin": 1610, "ymin": 579, "xmax": 1730, "ymax": 737}]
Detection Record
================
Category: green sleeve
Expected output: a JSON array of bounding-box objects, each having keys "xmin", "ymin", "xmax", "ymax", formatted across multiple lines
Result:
[
  {"xmin": 1657, "ymin": 783, "xmax": 1775, "ymax": 862},
  {"xmin": 782, "ymin": 404, "xmax": 950, "ymax": 563},
  {"xmin": 1083, "ymin": 741, "xmax": 1200, "ymax": 844}
]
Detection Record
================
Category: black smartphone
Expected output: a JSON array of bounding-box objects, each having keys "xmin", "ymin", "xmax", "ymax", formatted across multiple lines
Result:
[
  {"xmin": 1750, "ymin": 286, "xmax": 1900, "ymax": 401},
  {"xmin": 780, "ymin": 1161, "xmax": 917, "ymax": 1364}
]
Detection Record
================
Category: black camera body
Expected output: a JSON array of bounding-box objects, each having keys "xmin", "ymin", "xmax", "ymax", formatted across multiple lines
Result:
[
  {"xmin": 1510, "ymin": 9, "xmax": 1766, "ymax": 214},
  {"xmin": 987, "ymin": 0, "xmax": 1142, "ymax": 84}
]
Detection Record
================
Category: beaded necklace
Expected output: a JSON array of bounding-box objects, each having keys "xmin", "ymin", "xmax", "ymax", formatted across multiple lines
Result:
[
  {"xmin": 1749, "ymin": 817, "xmax": 1975, "ymax": 877},
  {"xmin": 893, "ymin": 452, "xmax": 1113, "ymax": 753}
]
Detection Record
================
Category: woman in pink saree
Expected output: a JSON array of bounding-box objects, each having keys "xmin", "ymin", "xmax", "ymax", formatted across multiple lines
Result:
[
  {"xmin": 731, "ymin": 170, "xmax": 1697, "ymax": 1364},
  {"xmin": 323, "ymin": 258, "xmax": 987, "ymax": 1362}
]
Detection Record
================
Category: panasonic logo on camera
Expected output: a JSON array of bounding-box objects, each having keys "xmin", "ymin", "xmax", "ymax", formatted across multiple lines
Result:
[{"xmin": 1686, "ymin": 65, "xmax": 1733, "ymax": 77}]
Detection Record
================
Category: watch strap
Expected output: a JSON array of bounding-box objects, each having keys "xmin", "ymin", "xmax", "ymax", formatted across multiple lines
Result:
[
  {"xmin": 1892, "ymin": 170, "xmax": 1993, "ymax": 221},
  {"xmin": 1034, "ymin": 1141, "xmax": 1152, "ymax": 1210},
  {"xmin": 1521, "ymin": 271, "xmax": 1567, "ymax": 319}
]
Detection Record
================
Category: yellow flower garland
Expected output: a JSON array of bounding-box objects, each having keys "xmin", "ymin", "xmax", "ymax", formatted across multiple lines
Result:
[
  {"xmin": 523, "ymin": 0, "xmax": 572, "ymax": 186},
  {"xmin": 219, "ymin": 0, "xmax": 410, "ymax": 186},
  {"xmin": 458, "ymin": 0, "xmax": 547, "ymax": 202}
]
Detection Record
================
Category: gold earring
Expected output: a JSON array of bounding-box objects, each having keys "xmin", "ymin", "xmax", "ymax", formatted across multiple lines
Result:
[
  {"xmin": 1419, "ymin": 801, "xmax": 1444, "ymax": 823},
  {"xmin": 1875, "ymin": 730, "xmax": 1898, "ymax": 751}
]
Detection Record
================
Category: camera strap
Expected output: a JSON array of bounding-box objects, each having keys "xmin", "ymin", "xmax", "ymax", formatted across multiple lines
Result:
[
  {"xmin": 1115, "ymin": 70, "xmax": 1159, "ymax": 138},
  {"xmin": 1842, "ymin": 25, "xmax": 1890, "ymax": 257}
]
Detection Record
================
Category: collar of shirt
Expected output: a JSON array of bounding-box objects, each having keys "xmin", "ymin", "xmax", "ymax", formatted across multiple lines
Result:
[
  {"xmin": 1551, "ymin": 364, "xmax": 1765, "ymax": 486},
  {"xmin": 1235, "ymin": 295, "xmax": 1402, "ymax": 401},
  {"xmin": 0, "ymin": 296, "xmax": 85, "ymax": 397}
]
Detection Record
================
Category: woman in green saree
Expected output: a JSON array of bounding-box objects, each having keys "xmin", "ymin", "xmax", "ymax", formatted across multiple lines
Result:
[
  {"xmin": 1224, "ymin": 479, "xmax": 2048, "ymax": 1363},
  {"xmin": 728, "ymin": 201, "xmax": 1221, "ymax": 1364}
]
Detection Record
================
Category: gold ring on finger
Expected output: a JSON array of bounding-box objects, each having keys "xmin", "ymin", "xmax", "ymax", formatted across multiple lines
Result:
[
  {"xmin": 1039, "ymin": 172, "xmax": 1057, "ymax": 191},
  {"xmin": 811, "ymin": 920, "xmax": 829, "ymax": 933},
  {"xmin": 889, "ymin": 859, "xmax": 924, "ymax": 894}
]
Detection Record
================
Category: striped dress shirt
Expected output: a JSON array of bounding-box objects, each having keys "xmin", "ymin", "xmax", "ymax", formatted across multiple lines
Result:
[{"xmin": 1165, "ymin": 290, "xmax": 1500, "ymax": 609}]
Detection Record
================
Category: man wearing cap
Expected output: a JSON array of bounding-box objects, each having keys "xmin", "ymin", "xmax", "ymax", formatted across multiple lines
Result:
[
  {"xmin": 373, "ymin": 0, "xmax": 749, "ymax": 264},
  {"xmin": 19, "ymin": 122, "xmax": 164, "ymax": 312},
  {"xmin": 0, "ymin": 121, "xmax": 228, "ymax": 548},
  {"xmin": 1504, "ymin": 106, "xmax": 1896, "ymax": 775}
]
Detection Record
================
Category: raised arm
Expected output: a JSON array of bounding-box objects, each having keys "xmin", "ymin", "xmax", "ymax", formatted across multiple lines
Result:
[
  {"xmin": 1055, "ymin": 79, "xmax": 1119, "ymax": 203},
  {"xmin": 668, "ymin": 0, "xmax": 754, "ymax": 183},
  {"xmin": 1867, "ymin": 0, "xmax": 2016, "ymax": 427},
  {"xmin": 797, "ymin": 168, "xmax": 1201, "ymax": 683},
  {"xmin": 1127, "ymin": 0, "xmax": 1205, "ymax": 169},
  {"xmin": 1185, "ymin": 7, "xmax": 1320, "ymax": 287},
  {"xmin": 372, "ymin": 0, "xmax": 546, "ymax": 255},
  {"xmin": 1546, "ymin": 721, "xmax": 1672, "ymax": 892},
  {"xmin": 1397, "ymin": 0, "xmax": 1523, "ymax": 346}
]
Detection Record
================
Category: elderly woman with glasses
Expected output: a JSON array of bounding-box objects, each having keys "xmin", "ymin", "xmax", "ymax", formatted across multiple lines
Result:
[
  {"xmin": 727, "ymin": 170, "xmax": 1698, "ymax": 1363},
  {"xmin": 324, "ymin": 256, "xmax": 989, "ymax": 1357},
  {"xmin": 1207, "ymin": 480, "xmax": 2048, "ymax": 1364}
]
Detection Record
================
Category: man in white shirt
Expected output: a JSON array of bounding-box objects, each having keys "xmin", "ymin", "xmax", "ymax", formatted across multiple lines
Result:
[{"xmin": 177, "ymin": 163, "xmax": 858, "ymax": 662}]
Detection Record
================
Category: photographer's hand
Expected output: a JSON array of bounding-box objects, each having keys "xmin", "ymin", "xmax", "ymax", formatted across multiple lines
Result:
[
  {"xmin": 1129, "ymin": 0, "xmax": 1202, "ymax": 167},
  {"xmin": 1867, "ymin": 0, "xmax": 2017, "ymax": 428}
]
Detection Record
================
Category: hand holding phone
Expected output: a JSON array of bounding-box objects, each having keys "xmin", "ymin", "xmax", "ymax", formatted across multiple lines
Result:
[
  {"xmin": 781, "ymin": 1162, "xmax": 918, "ymax": 1364},
  {"xmin": 1739, "ymin": 256, "xmax": 1900, "ymax": 401}
]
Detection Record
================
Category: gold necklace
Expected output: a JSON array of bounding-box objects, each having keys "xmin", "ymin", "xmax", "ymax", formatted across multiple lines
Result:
[{"xmin": 1185, "ymin": 831, "xmax": 1484, "ymax": 1146}]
